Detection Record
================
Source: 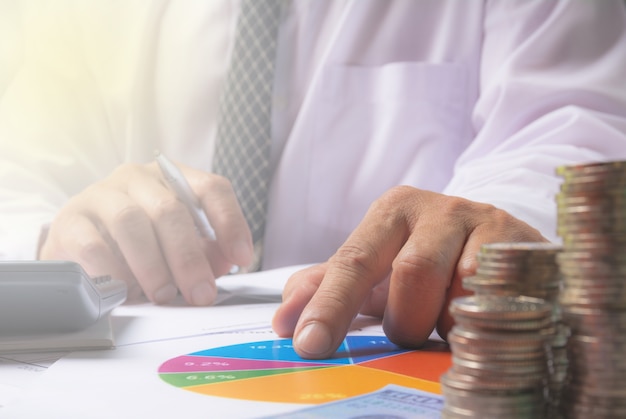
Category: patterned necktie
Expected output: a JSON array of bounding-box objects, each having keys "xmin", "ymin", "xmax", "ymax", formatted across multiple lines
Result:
[{"xmin": 212, "ymin": 0, "xmax": 282, "ymax": 271}]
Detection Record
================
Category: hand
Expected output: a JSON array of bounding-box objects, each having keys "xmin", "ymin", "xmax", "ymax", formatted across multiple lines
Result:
[
  {"xmin": 39, "ymin": 162, "xmax": 253, "ymax": 305},
  {"xmin": 272, "ymin": 186, "xmax": 547, "ymax": 359}
]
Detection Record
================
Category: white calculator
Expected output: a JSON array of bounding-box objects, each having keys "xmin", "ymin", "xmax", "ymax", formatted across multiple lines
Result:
[{"xmin": 0, "ymin": 261, "xmax": 127, "ymax": 336}]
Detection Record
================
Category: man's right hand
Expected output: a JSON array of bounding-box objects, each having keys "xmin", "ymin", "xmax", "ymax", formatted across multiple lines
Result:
[{"xmin": 39, "ymin": 162, "xmax": 254, "ymax": 306}]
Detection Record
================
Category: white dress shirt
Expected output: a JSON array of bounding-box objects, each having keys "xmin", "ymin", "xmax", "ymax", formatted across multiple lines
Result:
[{"xmin": 1, "ymin": 0, "xmax": 626, "ymax": 269}]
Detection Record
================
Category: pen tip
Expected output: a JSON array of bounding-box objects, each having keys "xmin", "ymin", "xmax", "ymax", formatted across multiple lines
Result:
[{"xmin": 154, "ymin": 149, "xmax": 161, "ymax": 158}]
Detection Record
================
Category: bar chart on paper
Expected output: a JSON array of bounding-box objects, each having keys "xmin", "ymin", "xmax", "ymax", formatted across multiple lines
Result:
[{"xmin": 158, "ymin": 335, "xmax": 451, "ymax": 404}]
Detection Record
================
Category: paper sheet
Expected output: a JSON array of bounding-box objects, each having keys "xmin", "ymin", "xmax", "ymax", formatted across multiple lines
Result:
[
  {"xmin": 0, "ymin": 264, "xmax": 305, "ymax": 415},
  {"xmin": 0, "ymin": 352, "xmax": 65, "ymax": 409},
  {"xmin": 1, "ymin": 264, "xmax": 446, "ymax": 419},
  {"xmin": 3, "ymin": 309, "xmax": 298, "ymax": 418},
  {"xmin": 2, "ymin": 310, "xmax": 401, "ymax": 419}
]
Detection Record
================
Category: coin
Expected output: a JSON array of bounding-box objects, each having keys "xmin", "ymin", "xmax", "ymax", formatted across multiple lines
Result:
[
  {"xmin": 555, "ymin": 159, "xmax": 626, "ymax": 418},
  {"xmin": 450, "ymin": 295, "xmax": 552, "ymax": 321}
]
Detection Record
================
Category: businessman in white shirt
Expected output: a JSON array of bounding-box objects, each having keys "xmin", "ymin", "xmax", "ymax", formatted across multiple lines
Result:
[{"xmin": 1, "ymin": 0, "xmax": 626, "ymax": 358}]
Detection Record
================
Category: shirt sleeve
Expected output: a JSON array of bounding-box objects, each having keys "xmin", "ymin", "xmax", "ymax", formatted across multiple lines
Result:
[
  {"xmin": 443, "ymin": 0, "xmax": 626, "ymax": 243},
  {"xmin": 0, "ymin": 2, "xmax": 232, "ymax": 260}
]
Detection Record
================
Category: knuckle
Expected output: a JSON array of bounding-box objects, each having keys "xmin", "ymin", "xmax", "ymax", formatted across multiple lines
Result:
[
  {"xmin": 331, "ymin": 242, "xmax": 380, "ymax": 277},
  {"xmin": 76, "ymin": 236, "xmax": 111, "ymax": 264},
  {"xmin": 149, "ymin": 195, "xmax": 186, "ymax": 222},
  {"xmin": 489, "ymin": 207, "xmax": 523, "ymax": 228},
  {"xmin": 392, "ymin": 256, "xmax": 447, "ymax": 297},
  {"xmin": 110, "ymin": 203, "xmax": 149, "ymax": 233},
  {"xmin": 371, "ymin": 186, "xmax": 416, "ymax": 215},
  {"xmin": 323, "ymin": 244, "xmax": 383, "ymax": 310},
  {"xmin": 194, "ymin": 173, "xmax": 232, "ymax": 197},
  {"xmin": 474, "ymin": 205, "xmax": 545, "ymax": 242},
  {"xmin": 489, "ymin": 210, "xmax": 521, "ymax": 233},
  {"xmin": 437, "ymin": 195, "xmax": 478, "ymax": 220},
  {"xmin": 315, "ymin": 286, "xmax": 356, "ymax": 312},
  {"xmin": 168, "ymin": 249, "xmax": 206, "ymax": 273},
  {"xmin": 380, "ymin": 185, "xmax": 417, "ymax": 202},
  {"xmin": 429, "ymin": 195, "xmax": 498, "ymax": 232},
  {"xmin": 370, "ymin": 186, "xmax": 427, "ymax": 230},
  {"xmin": 393, "ymin": 255, "xmax": 439, "ymax": 278}
]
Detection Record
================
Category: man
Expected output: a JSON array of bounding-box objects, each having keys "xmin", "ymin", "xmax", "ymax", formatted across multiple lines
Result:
[{"xmin": 1, "ymin": 0, "xmax": 625, "ymax": 359}]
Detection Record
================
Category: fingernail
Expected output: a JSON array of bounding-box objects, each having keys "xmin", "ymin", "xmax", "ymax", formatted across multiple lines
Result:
[
  {"xmin": 294, "ymin": 323, "xmax": 333, "ymax": 358},
  {"xmin": 153, "ymin": 284, "xmax": 178, "ymax": 304},
  {"xmin": 191, "ymin": 282, "xmax": 216, "ymax": 306}
]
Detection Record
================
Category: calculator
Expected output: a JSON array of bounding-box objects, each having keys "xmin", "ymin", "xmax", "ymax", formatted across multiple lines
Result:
[{"xmin": 0, "ymin": 261, "xmax": 127, "ymax": 335}]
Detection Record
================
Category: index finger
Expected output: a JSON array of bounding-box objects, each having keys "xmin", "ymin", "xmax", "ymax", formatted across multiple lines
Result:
[
  {"xmin": 290, "ymin": 188, "xmax": 415, "ymax": 359},
  {"xmin": 183, "ymin": 166, "xmax": 254, "ymax": 269}
]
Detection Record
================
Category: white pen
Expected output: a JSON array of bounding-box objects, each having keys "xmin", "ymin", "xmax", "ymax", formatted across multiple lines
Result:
[{"xmin": 154, "ymin": 150, "xmax": 217, "ymax": 241}]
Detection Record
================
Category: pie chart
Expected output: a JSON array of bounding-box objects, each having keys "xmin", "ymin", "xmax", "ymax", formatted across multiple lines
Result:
[{"xmin": 158, "ymin": 335, "xmax": 451, "ymax": 404}]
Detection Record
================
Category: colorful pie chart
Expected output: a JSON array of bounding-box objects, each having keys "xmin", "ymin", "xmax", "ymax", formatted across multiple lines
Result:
[{"xmin": 158, "ymin": 335, "xmax": 451, "ymax": 404}]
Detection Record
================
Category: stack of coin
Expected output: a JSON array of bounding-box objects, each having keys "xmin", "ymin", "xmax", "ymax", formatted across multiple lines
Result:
[
  {"xmin": 463, "ymin": 242, "xmax": 562, "ymax": 299},
  {"xmin": 555, "ymin": 160, "xmax": 626, "ymax": 418},
  {"xmin": 440, "ymin": 295, "xmax": 553, "ymax": 418},
  {"xmin": 462, "ymin": 242, "xmax": 569, "ymax": 415}
]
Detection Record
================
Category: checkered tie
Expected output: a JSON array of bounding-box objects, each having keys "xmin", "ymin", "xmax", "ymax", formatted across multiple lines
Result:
[{"xmin": 213, "ymin": 0, "xmax": 282, "ymax": 270}]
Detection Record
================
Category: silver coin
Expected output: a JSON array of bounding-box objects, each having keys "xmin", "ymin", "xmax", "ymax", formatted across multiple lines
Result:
[
  {"xmin": 557, "ymin": 203, "xmax": 626, "ymax": 215},
  {"xmin": 440, "ymin": 370, "xmax": 544, "ymax": 393},
  {"xmin": 453, "ymin": 313, "xmax": 553, "ymax": 332},
  {"xmin": 562, "ymin": 307, "xmax": 626, "ymax": 328},
  {"xmin": 557, "ymin": 208, "xmax": 626, "ymax": 220},
  {"xmin": 479, "ymin": 242, "xmax": 562, "ymax": 253},
  {"xmin": 557, "ymin": 161, "xmax": 626, "ymax": 183},
  {"xmin": 559, "ymin": 265, "xmax": 626, "ymax": 278},
  {"xmin": 452, "ymin": 356, "xmax": 547, "ymax": 376},
  {"xmin": 449, "ymin": 347, "xmax": 547, "ymax": 364},
  {"xmin": 559, "ymin": 288, "xmax": 626, "ymax": 309},
  {"xmin": 557, "ymin": 213, "xmax": 626, "ymax": 226},
  {"xmin": 560, "ymin": 182, "xmax": 626, "ymax": 196},
  {"xmin": 557, "ymin": 250, "xmax": 626, "ymax": 264},
  {"xmin": 441, "ymin": 384, "xmax": 544, "ymax": 407},
  {"xmin": 476, "ymin": 252, "xmax": 560, "ymax": 263},
  {"xmin": 475, "ymin": 266, "xmax": 560, "ymax": 281},
  {"xmin": 450, "ymin": 295, "xmax": 552, "ymax": 321},
  {"xmin": 441, "ymin": 402, "xmax": 544, "ymax": 418},
  {"xmin": 461, "ymin": 275, "xmax": 510, "ymax": 287},
  {"xmin": 448, "ymin": 325, "xmax": 548, "ymax": 351},
  {"xmin": 557, "ymin": 220, "xmax": 626, "ymax": 235}
]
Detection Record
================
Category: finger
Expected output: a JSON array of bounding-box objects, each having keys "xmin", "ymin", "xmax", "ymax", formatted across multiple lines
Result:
[
  {"xmin": 435, "ymin": 268, "xmax": 473, "ymax": 341},
  {"xmin": 290, "ymin": 189, "xmax": 412, "ymax": 359},
  {"xmin": 40, "ymin": 208, "xmax": 141, "ymax": 299},
  {"xmin": 382, "ymin": 222, "xmax": 466, "ymax": 348},
  {"xmin": 94, "ymin": 189, "xmax": 179, "ymax": 304},
  {"xmin": 272, "ymin": 264, "xmax": 327, "ymax": 337},
  {"xmin": 184, "ymin": 167, "xmax": 254, "ymax": 268},
  {"xmin": 435, "ymin": 218, "xmax": 548, "ymax": 339},
  {"xmin": 359, "ymin": 275, "xmax": 390, "ymax": 318},
  {"xmin": 127, "ymin": 169, "xmax": 218, "ymax": 306},
  {"xmin": 434, "ymin": 233, "xmax": 484, "ymax": 340},
  {"xmin": 200, "ymin": 237, "xmax": 234, "ymax": 279}
]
